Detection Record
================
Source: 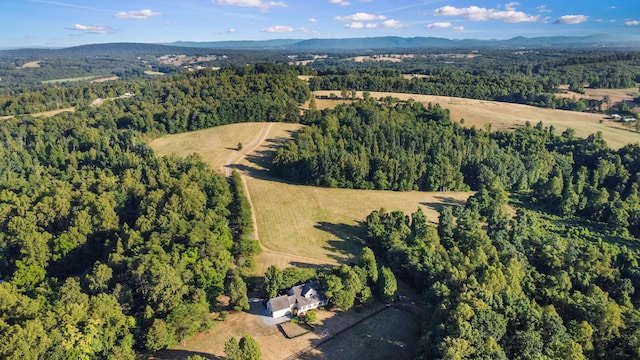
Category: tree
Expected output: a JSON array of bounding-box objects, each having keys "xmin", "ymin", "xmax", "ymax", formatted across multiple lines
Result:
[
  {"xmin": 264, "ymin": 265, "xmax": 283, "ymax": 298},
  {"xmin": 360, "ymin": 247, "xmax": 378, "ymax": 284},
  {"xmin": 239, "ymin": 335, "xmax": 262, "ymax": 360},
  {"xmin": 145, "ymin": 319, "xmax": 175, "ymax": 352},
  {"xmin": 378, "ymin": 266, "xmax": 397, "ymax": 303},
  {"xmin": 229, "ymin": 272, "xmax": 250, "ymax": 311},
  {"xmin": 224, "ymin": 336, "xmax": 241, "ymax": 360}
]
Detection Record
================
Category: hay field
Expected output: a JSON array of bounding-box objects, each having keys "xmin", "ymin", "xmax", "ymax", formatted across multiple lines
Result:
[
  {"xmin": 313, "ymin": 90, "xmax": 640, "ymax": 149},
  {"xmin": 42, "ymin": 75, "xmax": 102, "ymax": 84},
  {"xmin": 20, "ymin": 61, "xmax": 41, "ymax": 68},
  {"xmin": 149, "ymin": 122, "xmax": 268, "ymax": 174},
  {"xmin": 91, "ymin": 76, "xmax": 120, "ymax": 83},
  {"xmin": 149, "ymin": 122, "xmax": 471, "ymax": 271},
  {"xmin": 1, "ymin": 107, "xmax": 75, "ymax": 120}
]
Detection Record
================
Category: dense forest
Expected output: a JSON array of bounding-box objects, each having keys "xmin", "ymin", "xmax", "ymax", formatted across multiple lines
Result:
[
  {"xmin": 0, "ymin": 56, "xmax": 639, "ymax": 359},
  {"xmin": 366, "ymin": 203, "xmax": 640, "ymax": 359},
  {"xmin": 0, "ymin": 64, "xmax": 310, "ymax": 358}
]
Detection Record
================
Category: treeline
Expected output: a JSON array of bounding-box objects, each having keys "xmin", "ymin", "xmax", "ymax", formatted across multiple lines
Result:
[
  {"xmin": 0, "ymin": 64, "xmax": 311, "ymax": 133},
  {"xmin": 309, "ymin": 68, "xmax": 602, "ymax": 111},
  {"xmin": 272, "ymin": 97, "xmax": 640, "ymax": 236},
  {"xmin": 365, "ymin": 203, "xmax": 640, "ymax": 359}
]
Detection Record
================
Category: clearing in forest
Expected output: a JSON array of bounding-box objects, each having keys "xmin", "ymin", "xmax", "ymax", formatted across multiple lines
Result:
[
  {"xmin": 312, "ymin": 90, "xmax": 640, "ymax": 149},
  {"xmin": 91, "ymin": 76, "xmax": 120, "ymax": 83},
  {"xmin": 0, "ymin": 107, "xmax": 75, "ymax": 120},
  {"xmin": 149, "ymin": 122, "xmax": 471, "ymax": 271},
  {"xmin": 42, "ymin": 75, "xmax": 104, "ymax": 84},
  {"xmin": 20, "ymin": 61, "xmax": 41, "ymax": 68}
]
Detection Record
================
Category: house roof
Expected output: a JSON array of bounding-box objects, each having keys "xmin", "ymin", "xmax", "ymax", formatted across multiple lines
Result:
[
  {"xmin": 268, "ymin": 281, "xmax": 327, "ymax": 316},
  {"xmin": 268, "ymin": 294, "xmax": 293, "ymax": 312},
  {"xmin": 290, "ymin": 281, "xmax": 327, "ymax": 308}
]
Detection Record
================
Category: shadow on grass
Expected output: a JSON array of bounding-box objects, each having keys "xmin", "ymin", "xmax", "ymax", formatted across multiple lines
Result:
[
  {"xmin": 151, "ymin": 349, "xmax": 222, "ymax": 360},
  {"xmin": 295, "ymin": 305, "xmax": 420, "ymax": 360},
  {"xmin": 419, "ymin": 194, "xmax": 469, "ymax": 214},
  {"xmin": 315, "ymin": 221, "xmax": 367, "ymax": 263}
]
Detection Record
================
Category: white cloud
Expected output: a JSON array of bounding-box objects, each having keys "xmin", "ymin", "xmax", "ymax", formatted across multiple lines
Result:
[
  {"xmin": 453, "ymin": 26, "xmax": 464, "ymax": 31},
  {"xmin": 380, "ymin": 19, "xmax": 408, "ymax": 29},
  {"xmin": 215, "ymin": 0, "xmax": 286, "ymax": 11},
  {"xmin": 426, "ymin": 22, "xmax": 452, "ymax": 29},
  {"xmin": 504, "ymin": 2, "xmax": 519, "ymax": 11},
  {"xmin": 329, "ymin": 0, "xmax": 350, "ymax": 6},
  {"xmin": 114, "ymin": 9, "xmax": 161, "ymax": 19},
  {"xmin": 344, "ymin": 19, "xmax": 408, "ymax": 29},
  {"xmin": 262, "ymin": 25, "xmax": 294, "ymax": 32},
  {"xmin": 227, "ymin": 28, "xmax": 237, "ymax": 33},
  {"xmin": 309, "ymin": 17, "xmax": 318, "ymax": 23},
  {"xmin": 554, "ymin": 15, "xmax": 589, "ymax": 24},
  {"xmin": 537, "ymin": 5, "xmax": 552, "ymax": 13},
  {"xmin": 433, "ymin": 5, "xmax": 539, "ymax": 23},
  {"xmin": 344, "ymin": 22, "xmax": 377, "ymax": 29},
  {"xmin": 335, "ymin": 12, "xmax": 386, "ymax": 22},
  {"xmin": 626, "ymin": 20, "xmax": 640, "ymax": 26},
  {"xmin": 66, "ymin": 23, "xmax": 114, "ymax": 34},
  {"xmin": 543, "ymin": 16, "xmax": 551, "ymax": 23}
]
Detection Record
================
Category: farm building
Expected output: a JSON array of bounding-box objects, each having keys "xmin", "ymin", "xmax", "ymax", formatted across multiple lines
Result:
[{"xmin": 266, "ymin": 281, "xmax": 328, "ymax": 318}]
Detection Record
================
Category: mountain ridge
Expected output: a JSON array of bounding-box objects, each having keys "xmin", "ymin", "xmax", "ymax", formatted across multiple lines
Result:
[{"xmin": 2, "ymin": 34, "xmax": 639, "ymax": 54}]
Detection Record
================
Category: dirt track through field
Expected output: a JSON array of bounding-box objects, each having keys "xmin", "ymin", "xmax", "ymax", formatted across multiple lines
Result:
[{"xmin": 224, "ymin": 123, "xmax": 335, "ymax": 267}]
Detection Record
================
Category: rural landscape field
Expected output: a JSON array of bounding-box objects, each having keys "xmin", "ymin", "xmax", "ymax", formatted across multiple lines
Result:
[{"xmin": 2, "ymin": 1, "xmax": 640, "ymax": 358}]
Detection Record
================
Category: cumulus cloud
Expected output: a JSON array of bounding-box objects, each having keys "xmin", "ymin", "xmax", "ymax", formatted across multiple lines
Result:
[
  {"xmin": 215, "ymin": 0, "xmax": 286, "ymax": 11},
  {"xmin": 453, "ymin": 26, "xmax": 464, "ymax": 31},
  {"xmin": 309, "ymin": 17, "xmax": 318, "ymax": 23},
  {"xmin": 554, "ymin": 15, "xmax": 589, "ymax": 24},
  {"xmin": 335, "ymin": 12, "xmax": 386, "ymax": 22},
  {"xmin": 380, "ymin": 19, "xmax": 408, "ymax": 29},
  {"xmin": 344, "ymin": 19, "xmax": 407, "ymax": 29},
  {"xmin": 626, "ymin": 20, "xmax": 640, "ymax": 26},
  {"xmin": 66, "ymin": 24, "xmax": 114, "ymax": 34},
  {"xmin": 262, "ymin": 25, "xmax": 294, "ymax": 32},
  {"xmin": 114, "ymin": 9, "xmax": 161, "ymax": 19},
  {"xmin": 426, "ymin": 22, "xmax": 452, "ymax": 29},
  {"xmin": 329, "ymin": 0, "xmax": 350, "ymax": 6},
  {"xmin": 433, "ymin": 5, "xmax": 539, "ymax": 23},
  {"xmin": 335, "ymin": 12, "xmax": 407, "ymax": 29}
]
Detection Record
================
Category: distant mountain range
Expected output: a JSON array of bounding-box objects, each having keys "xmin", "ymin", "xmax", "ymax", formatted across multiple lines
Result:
[
  {"xmin": 2, "ymin": 34, "xmax": 639, "ymax": 57},
  {"xmin": 166, "ymin": 34, "xmax": 640, "ymax": 50}
]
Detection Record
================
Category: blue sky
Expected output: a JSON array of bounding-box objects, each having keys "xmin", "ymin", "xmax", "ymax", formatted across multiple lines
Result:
[{"xmin": 1, "ymin": 0, "xmax": 639, "ymax": 48}]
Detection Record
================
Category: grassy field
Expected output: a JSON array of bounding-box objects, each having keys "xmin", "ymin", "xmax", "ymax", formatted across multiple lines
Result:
[
  {"xmin": 150, "ymin": 122, "xmax": 269, "ymax": 174},
  {"xmin": 21, "ymin": 61, "xmax": 41, "ymax": 68},
  {"xmin": 150, "ymin": 122, "xmax": 471, "ymax": 272},
  {"xmin": 144, "ymin": 70, "xmax": 166, "ymax": 76},
  {"xmin": 42, "ymin": 75, "xmax": 103, "ymax": 84},
  {"xmin": 300, "ymin": 308, "xmax": 420, "ymax": 360},
  {"xmin": 90, "ymin": 75, "xmax": 120, "ymax": 83},
  {"xmin": 0, "ymin": 107, "xmax": 75, "ymax": 120},
  {"xmin": 312, "ymin": 90, "xmax": 640, "ymax": 149}
]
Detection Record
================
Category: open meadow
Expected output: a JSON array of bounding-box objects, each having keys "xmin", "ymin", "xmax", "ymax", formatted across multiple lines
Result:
[
  {"xmin": 42, "ymin": 75, "xmax": 106, "ymax": 84},
  {"xmin": 313, "ymin": 90, "xmax": 640, "ymax": 149},
  {"xmin": 149, "ymin": 122, "xmax": 471, "ymax": 272}
]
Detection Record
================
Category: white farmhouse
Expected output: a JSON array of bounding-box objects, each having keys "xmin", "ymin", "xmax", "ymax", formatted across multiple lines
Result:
[{"xmin": 266, "ymin": 281, "xmax": 328, "ymax": 318}]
